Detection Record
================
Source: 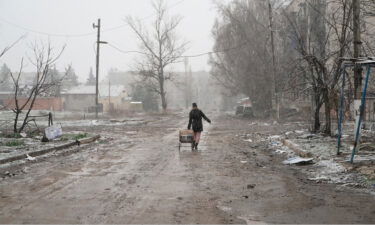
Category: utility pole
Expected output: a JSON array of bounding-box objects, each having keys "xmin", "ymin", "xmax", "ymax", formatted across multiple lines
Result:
[
  {"xmin": 353, "ymin": 0, "xmax": 363, "ymax": 129},
  {"xmin": 268, "ymin": 0, "xmax": 279, "ymax": 120},
  {"xmin": 93, "ymin": 18, "xmax": 107, "ymax": 118},
  {"xmin": 108, "ymin": 79, "xmax": 111, "ymax": 109}
]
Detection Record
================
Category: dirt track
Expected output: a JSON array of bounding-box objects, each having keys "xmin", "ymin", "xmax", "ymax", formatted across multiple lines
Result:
[{"xmin": 0, "ymin": 113, "xmax": 374, "ymax": 224}]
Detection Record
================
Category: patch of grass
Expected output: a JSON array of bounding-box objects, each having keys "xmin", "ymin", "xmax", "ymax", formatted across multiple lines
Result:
[
  {"xmin": 60, "ymin": 136, "xmax": 70, "ymax": 141},
  {"xmin": 4, "ymin": 133, "xmax": 22, "ymax": 138},
  {"xmin": 61, "ymin": 133, "xmax": 89, "ymax": 141},
  {"xmin": 75, "ymin": 133, "xmax": 88, "ymax": 139},
  {"xmin": 5, "ymin": 140, "xmax": 25, "ymax": 147},
  {"xmin": 365, "ymin": 177, "xmax": 375, "ymax": 185},
  {"xmin": 26, "ymin": 130, "xmax": 42, "ymax": 138}
]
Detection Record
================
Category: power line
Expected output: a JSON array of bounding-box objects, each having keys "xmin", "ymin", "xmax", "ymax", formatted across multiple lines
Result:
[
  {"xmin": 0, "ymin": 17, "xmax": 96, "ymax": 37},
  {"xmin": 108, "ymin": 43, "xmax": 150, "ymax": 56},
  {"xmin": 107, "ymin": 41, "xmax": 250, "ymax": 59},
  {"xmin": 181, "ymin": 41, "xmax": 250, "ymax": 58},
  {"xmin": 0, "ymin": 17, "xmax": 129, "ymax": 38}
]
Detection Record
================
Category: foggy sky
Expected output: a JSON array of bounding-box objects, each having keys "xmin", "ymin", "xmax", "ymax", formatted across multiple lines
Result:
[{"xmin": 0, "ymin": 0, "xmax": 218, "ymax": 82}]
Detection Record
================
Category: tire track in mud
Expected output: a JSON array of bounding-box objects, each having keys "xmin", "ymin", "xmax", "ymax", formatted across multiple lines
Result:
[{"xmin": 91, "ymin": 126, "xmax": 185, "ymax": 223}]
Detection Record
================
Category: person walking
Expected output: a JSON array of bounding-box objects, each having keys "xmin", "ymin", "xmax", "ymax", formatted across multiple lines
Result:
[{"xmin": 188, "ymin": 103, "xmax": 211, "ymax": 150}]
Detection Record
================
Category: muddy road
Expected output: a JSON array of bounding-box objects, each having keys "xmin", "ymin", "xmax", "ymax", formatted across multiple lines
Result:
[{"xmin": 0, "ymin": 113, "xmax": 374, "ymax": 224}]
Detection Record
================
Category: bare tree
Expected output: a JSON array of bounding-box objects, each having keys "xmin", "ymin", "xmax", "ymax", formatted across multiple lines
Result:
[
  {"xmin": 0, "ymin": 37, "xmax": 25, "ymax": 111},
  {"xmin": 282, "ymin": 0, "xmax": 353, "ymax": 134},
  {"xmin": 209, "ymin": 0, "xmax": 274, "ymax": 117},
  {"xmin": 0, "ymin": 37, "xmax": 24, "ymax": 59},
  {"xmin": 126, "ymin": 0, "xmax": 187, "ymax": 111},
  {"xmin": 9, "ymin": 42, "xmax": 65, "ymax": 134}
]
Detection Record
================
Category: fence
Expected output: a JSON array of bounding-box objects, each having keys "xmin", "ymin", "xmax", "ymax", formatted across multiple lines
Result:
[{"xmin": 0, "ymin": 112, "xmax": 53, "ymax": 134}]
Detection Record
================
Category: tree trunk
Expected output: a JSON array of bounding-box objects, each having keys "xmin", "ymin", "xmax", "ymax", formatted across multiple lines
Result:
[
  {"xmin": 13, "ymin": 111, "xmax": 20, "ymax": 134},
  {"xmin": 323, "ymin": 88, "xmax": 331, "ymax": 135},
  {"xmin": 312, "ymin": 90, "xmax": 322, "ymax": 133},
  {"xmin": 161, "ymin": 91, "xmax": 167, "ymax": 111},
  {"xmin": 313, "ymin": 102, "xmax": 321, "ymax": 133},
  {"xmin": 159, "ymin": 77, "xmax": 167, "ymax": 112}
]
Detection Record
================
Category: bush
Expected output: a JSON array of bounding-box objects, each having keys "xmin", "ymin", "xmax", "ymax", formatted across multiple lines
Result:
[{"xmin": 5, "ymin": 140, "xmax": 25, "ymax": 147}]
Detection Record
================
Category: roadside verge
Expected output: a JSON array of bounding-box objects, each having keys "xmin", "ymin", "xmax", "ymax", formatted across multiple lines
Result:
[{"xmin": 0, "ymin": 135, "xmax": 100, "ymax": 165}]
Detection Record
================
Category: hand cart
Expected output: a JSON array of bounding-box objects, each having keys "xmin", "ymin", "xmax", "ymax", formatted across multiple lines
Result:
[{"xmin": 178, "ymin": 129, "xmax": 194, "ymax": 151}]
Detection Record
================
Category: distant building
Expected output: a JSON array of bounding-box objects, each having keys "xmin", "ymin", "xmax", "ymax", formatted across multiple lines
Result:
[
  {"xmin": 106, "ymin": 68, "xmax": 223, "ymax": 111},
  {"xmin": 0, "ymin": 90, "xmax": 63, "ymax": 111},
  {"xmin": 99, "ymin": 85, "xmax": 140, "ymax": 112},
  {"xmin": 61, "ymin": 85, "xmax": 141, "ymax": 112},
  {"xmin": 61, "ymin": 85, "xmax": 96, "ymax": 112}
]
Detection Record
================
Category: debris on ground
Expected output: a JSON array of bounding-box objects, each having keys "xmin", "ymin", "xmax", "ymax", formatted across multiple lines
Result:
[
  {"xmin": 261, "ymin": 123, "xmax": 375, "ymax": 192},
  {"xmin": 26, "ymin": 154, "xmax": 36, "ymax": 161},
  {"xmin": 357, "ymin": 166, "xmax": 375, "ymax": 179},
  {"xmin": 0, "ymin": 131, "xmax": 98, "ymax": 165},
  {"xmin": 283, "ymin": 156, "xmax": 314, "ymax": 165},
  {"xmin": 359, "ymin": 142, "xmax": 375, "ymax": 151},
  {"xmin": 44, "ymin": 124, "xmax": 63, "ymax": 141},
  {"xmin": 275, "ymin": 149, "xmax": 287, "ymax": 154},
  {"xmin": 247, "ymin": 184, "xmax": 256, "ymax": 189}
]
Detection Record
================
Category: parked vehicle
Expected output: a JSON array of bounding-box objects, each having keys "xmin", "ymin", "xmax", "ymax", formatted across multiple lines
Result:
[
  {"xmin": 235, "ymin": 105, "xmax": 244, "ymax": 115},
  {"xmin": 235, "ymin": 97, "xmax": 254, "ymax": 117},
  {"xmin": 243, "ymin": 105, "xmax": 254, "ymax": 117}
]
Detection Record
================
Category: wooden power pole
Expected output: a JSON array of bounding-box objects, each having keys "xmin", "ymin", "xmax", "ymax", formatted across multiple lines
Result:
[
  {"xmin": 93, "ymin": 18, "xmax": 107, "ymax": 118},
  {"xmin": 268, "ymin": 0, "xmax": 279, "ymax": 120}
]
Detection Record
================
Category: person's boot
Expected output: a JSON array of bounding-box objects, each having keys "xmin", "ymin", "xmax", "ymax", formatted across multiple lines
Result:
[
  {"xmin": 195, "ymin": 143, "xmax": 198, "ymax": 150},
  {"xmin": 191, "ymin": 141, "xmax": 195, "ymax": 151}
]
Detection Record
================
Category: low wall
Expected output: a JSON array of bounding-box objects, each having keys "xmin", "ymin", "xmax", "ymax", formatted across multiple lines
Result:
[{"xmin": 4, "ymin": 97, "xmax": 63, "ymax": 111}]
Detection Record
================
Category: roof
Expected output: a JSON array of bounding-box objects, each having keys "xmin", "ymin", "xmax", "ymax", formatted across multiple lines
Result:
[
  {"xmin": 62, "ymin": 85, "xmax": 126, "ymax": 97},
  {"xmin": 62, "ymin": 85, "xmax": 95, "ymax": 95}
]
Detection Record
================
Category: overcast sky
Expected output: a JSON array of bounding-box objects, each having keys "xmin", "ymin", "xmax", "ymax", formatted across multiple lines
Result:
[{"xmin": 0, "ymin": 0, "xmax": 219, "ymax": 82}]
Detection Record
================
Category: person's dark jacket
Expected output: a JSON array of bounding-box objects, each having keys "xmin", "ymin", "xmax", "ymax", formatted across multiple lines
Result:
[{"xmin": 188, "ymin": 108, "xmax": 211, "ymax": 132}]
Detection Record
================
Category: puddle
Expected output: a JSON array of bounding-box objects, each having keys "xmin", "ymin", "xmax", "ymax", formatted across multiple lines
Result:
[
  {"xmin": 237, "ymin": 216, "xmax": 265, "ymax": 225},
  {"xmin": 216, "ymin": 205, "xmax": 232, "ymax": 212}
]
